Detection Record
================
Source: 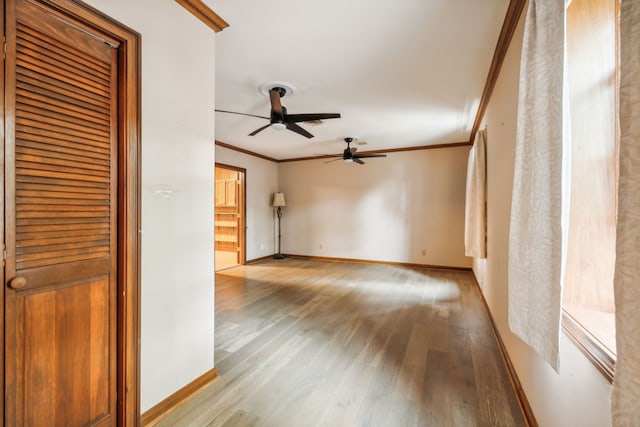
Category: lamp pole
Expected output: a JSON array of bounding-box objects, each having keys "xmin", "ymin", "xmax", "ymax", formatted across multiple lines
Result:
[
  {"xmin": 274, "ymin": 206, "xmax": 285, "ymax": 259},
  {"xmin": 272, "ymin": 192, "xmax": 286, "ymax": 259}
]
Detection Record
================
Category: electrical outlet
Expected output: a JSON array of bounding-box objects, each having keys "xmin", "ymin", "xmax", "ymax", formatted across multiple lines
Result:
[
  {"xmin": 421, "ymin": 249, "xmax": 427, "ymax": 256},
  {"xmin": 319, "ymin": 244, "xmax": 323, "ymax": 250}
]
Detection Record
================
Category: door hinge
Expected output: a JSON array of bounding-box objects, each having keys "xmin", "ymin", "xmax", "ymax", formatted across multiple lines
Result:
[
  {"xmin": 2, "ymin": 244, "xmax": 6, "ymax": 266},
  {"xmin": 3, "ymin": 37, "xmax": 6, "ymax": 61}
]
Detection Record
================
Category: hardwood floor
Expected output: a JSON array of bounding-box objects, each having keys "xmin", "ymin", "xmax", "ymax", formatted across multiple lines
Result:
[{"xmin": 156, "ymin": 258, "xmax": 525, "ymax": 427}]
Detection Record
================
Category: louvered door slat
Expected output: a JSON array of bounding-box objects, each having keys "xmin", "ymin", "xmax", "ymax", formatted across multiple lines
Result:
[
  {"xmin": 17, "ymin": 238, "xmax": 110, "ymax": 254},
  {"xmin": 16, "ymin": 22, "xmax": 111, "ymax": 73},
  {"xmin": 16, "ymin": 218, "xmax": 109, "ymax": 232},
  {"xmin": 17, "ymin": 117, "xmax": 110, "ymax": 145},
  {"xmin": 16, "ymin": 174, "xmax": 110, "ymax": 189},
  {"xmin": 16, "ymin": 35, "xmax": 111, "ymax": 97},
  {"xmin": 16, "ymin": 182, "xmax": 110, "ymax": 195},
  {"xmin": 16, "ymin": 235, "xmax": 109, "ymax": 255},
  {"xmin": 18, "ymin": 251, "xmax": 110, "ymax": 270},
  {"xmin": 17, "ymin": 129, "xmax": 111, "ymax": 157},
  {"xmin": 18, "ymin": 102, "xmax": 110, "ymax": 133},
  {"xmin": 16, "ymin": 158, "xmax": 110, "ymax": 177},
  {"xmin": 17, "ymin": 87, "xmax": 110, "ymax": 124},
  {"xmin": 17, "ymin": 203, "xmax": 109, "ymax": 212},
  {"xmin": 17, "ymin": 197, "xmax": 110, "ymax": 206},
  {"xmin": 15, "ymin": 166, "xmax": 110, "ymax": 184},
  {"xmin": 19, "ymin": 228, "xmax": 109, "ymax": 240},
  {"xmin": 19, "ymin": 230, "xmax": 109, "ymax": 247},
  {"xmin": 17, "ymin": 49, "xmax": 110, "ymax": 92},
  {"xmin": 17, "ymin": 75, "xmax": 110, "ymax": 115},
  {"xmin": 17, "ymin": 189, "xmax": 109, "ymax": 200},
  {"xmin": 16, "ymin": 146, "xmax": 110, "ymax": 167},
  {"xmin": 17, "ymin": 68, "xmax": 111, "ymax": 110},
  {"xmin": 16, "ymin": 58, "xmax": 110, "ymax": 99},
  {"xmin": 16, "ymin": 43, "xmax": 111, "ymax": 91},
  {"xmin": 14, "ymin": 21, "xmax": 113, "ymax": 272},
  {"xmin": 17, "ymin": 36, "xmax": 111, "ymax": 87}
]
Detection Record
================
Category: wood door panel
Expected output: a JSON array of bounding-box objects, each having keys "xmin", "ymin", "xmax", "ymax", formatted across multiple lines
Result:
[
  {"xmin": 17, "ymin": 259, "xmax": 112, "ymax": 291},
  {"xmin": 5, "ymin": 0, "xmax": 119, "ymax": 425},
  {"xmin": 21, "ymin": 278, "xmax": 111, "ymax": 426}
]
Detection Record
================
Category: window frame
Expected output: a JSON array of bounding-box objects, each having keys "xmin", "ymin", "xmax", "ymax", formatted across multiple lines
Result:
[
  {"xmin": 562, "ymin": 311, "xmax": 615, "ymax": 382},
  {"xmin": 561, "ymin": 0, "xmax": 619, "ymax": 383}
]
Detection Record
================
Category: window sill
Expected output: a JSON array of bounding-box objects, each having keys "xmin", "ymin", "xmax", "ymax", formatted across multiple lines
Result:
[{"xmin": 562, "ymin": 310, "xmax": 615, "ymax": 383}]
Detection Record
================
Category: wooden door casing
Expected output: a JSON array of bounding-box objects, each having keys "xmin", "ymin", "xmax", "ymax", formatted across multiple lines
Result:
[
  {"xmin": 0, "ymin": 0, "xmax": 141, "ymax": 424},
  {"xmin": 4, "ymin": 0, "xmax": 120, "ymax": 425}
]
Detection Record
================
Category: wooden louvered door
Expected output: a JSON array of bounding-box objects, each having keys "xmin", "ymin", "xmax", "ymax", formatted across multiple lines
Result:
[{"xmin": 4, "ymin": 0, "xmax": 119, "ymax": 425}]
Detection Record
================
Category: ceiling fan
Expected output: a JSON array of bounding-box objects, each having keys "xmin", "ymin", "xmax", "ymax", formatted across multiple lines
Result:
[
  {"xmin": 326, "ymin": 137, "xmax": 387, "ymax": 165},
  {"xmin": 215, "ymin": 83, "xmax": 341, "ymax": 139}
]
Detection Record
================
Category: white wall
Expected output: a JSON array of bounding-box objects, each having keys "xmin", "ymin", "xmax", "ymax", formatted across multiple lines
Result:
[
  {"xmin": 215, "ymin": 146, "xmax": 279, "ymax": 260},
  {"xmin": 278, "ymin": 148, "xmax": 471, "ymax": 268},
  {"xmin": 474, "ymin": 12, "xmax": 613, "ymax": 427},
  {"xmin": 84, "ymin": 0, "xmax": 216, "ymax": 412}
]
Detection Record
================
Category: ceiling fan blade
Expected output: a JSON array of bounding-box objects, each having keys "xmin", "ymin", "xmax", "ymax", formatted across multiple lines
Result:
[
  {"xmin": 284, "ymin": 113, "xmax": 341, "ymax": 123},
  {"xmin": 353, "ymin": 158, "xmax": 365, "ymax": 165},
  {"xmin": 325, "ymin": 158, "xmax": 343, "ymax": 164},
  {"xmin": 286, "ymin": 122, "xmax": 314, "ymax": 138},
  {"xmin": 350, "ymin": 147, "xmax": 358, "ymax": 154},
  {"xmin": 215, "ymin": 109, "xmax": 270, "ymax": 120},
  {"xmin": 354, "ymin": 153, "xmax": 387, "ymax": 159},
  {"xmin": 249, "ymin": 123, "xmax": 271, "ymax": 136},
  {"xmin": 269, "ymin": 88, "xmax": 284, "ymax": 120}
]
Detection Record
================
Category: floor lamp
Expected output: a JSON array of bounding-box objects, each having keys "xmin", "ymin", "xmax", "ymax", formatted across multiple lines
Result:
[{"xmin": 272, "ymin": 192, "xmax": 286, "ymax": 259}]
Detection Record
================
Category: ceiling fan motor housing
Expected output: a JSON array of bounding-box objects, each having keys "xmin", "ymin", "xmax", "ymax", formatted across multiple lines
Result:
[
  {"xmin": 271, "ymin": 105, "xmax": 287, "ymax": 126},
  {"xmin": 271, "ymin": 86, "xmax": 287, "ymax": 98}
]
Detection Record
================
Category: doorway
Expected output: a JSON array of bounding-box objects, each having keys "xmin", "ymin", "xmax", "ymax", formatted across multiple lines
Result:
[{"xmin": 215, "ymin": 164, "xmax": 246, "ymax": 271}]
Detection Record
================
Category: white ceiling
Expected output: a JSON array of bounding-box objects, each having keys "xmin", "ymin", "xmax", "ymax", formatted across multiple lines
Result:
[{"xmin": 208, "ymin": 0, "xmax": 510, "ymax": 160}]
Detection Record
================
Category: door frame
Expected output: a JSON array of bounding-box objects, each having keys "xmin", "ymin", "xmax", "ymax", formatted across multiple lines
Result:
[
  {"xmin": 1, "ymin": 0, "xmax": 141, "ymax": 425},
  {"xmin": 215, "ymin": 163, "xmax": 246, "ymax": 267}
]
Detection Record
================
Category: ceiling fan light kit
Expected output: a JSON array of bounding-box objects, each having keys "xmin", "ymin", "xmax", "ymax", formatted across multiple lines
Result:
[{"xmin": 215, "ymin": 81, "xmax": 341, "ymax": 139}]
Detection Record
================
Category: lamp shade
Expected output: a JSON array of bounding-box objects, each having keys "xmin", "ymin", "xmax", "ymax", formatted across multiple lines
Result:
[{"xmin": 272, "ymin": 192, "xmax": 286, "ymax": 207}]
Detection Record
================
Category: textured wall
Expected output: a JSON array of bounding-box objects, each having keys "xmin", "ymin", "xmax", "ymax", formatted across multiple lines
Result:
[
  {"xmin": 84, "ymin": 0, "xmax": 216, "ymax": 412},
  {"xmin": 474, "ymin": 9, "xmax": 613, "ymax": 427},
  {"xmin": 278, "ymin": 147, "xmax": 472, "ymax": 268}
]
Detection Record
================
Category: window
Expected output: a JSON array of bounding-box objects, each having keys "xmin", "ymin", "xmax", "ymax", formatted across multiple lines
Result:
[{"xmin": 562, "ymin": 0, "xmax": 618, "ymax": 380}]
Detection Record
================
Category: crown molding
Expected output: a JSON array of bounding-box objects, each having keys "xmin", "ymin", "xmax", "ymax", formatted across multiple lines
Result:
[
  {"xmin": 215, "ymin": 140, "xmax": 279, "ymax": 162},
  {"xmin": 470, "ymin": 0, "xmax": 527, "ymax": 143},
  {"xmin": 175, "ymin": 0, "xmax": 229, "ymax": 32},
  {"xmin": 215, "ymin": 140, "xmax": 471, "ymax": 164},
  {"xmin": 278, "ymin": 141, "xmax": 471, "ymax": 163}
]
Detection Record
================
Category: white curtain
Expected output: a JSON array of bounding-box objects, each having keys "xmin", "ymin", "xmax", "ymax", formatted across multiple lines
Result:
[
  {"xmin": 612, "ymin": 1, "xmax": 640, "ymax": 424},
  {"xmin": 464, "ymin": 129, "xmax": 487, "ymax": 258},
  {"xmin": 507, "ymin": 0, "xmax": 566, "ymax": 371}
]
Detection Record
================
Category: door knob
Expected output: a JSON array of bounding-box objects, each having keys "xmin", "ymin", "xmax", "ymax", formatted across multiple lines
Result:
[{"xmin": 8, "ymin": 276, "xmax": 27, "ymax": 290}]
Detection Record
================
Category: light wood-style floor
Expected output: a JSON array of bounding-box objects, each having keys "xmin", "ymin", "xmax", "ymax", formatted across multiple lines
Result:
[{"xmin": 157, "ymin": 258, "xmax": 525, "ymax": 427}]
